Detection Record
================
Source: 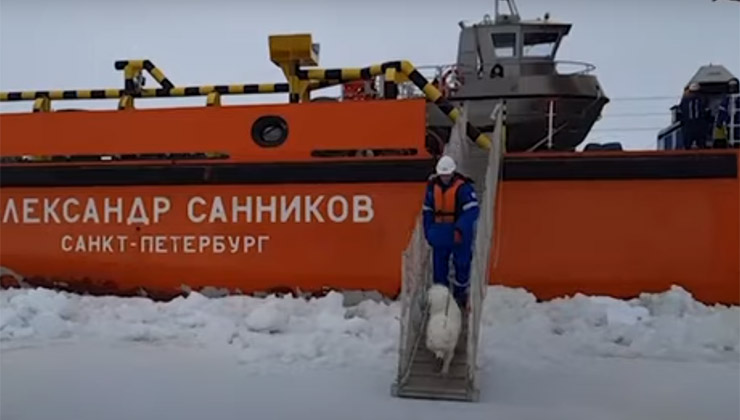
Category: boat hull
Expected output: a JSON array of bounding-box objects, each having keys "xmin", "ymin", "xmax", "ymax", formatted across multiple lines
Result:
[
  {"xmin": 0, "ymin": 101, "xmax": 738, "ymax": 304},
  {"xmin": 0, "ymin": 183, "xmax": 422, "ymax": 299},
  {"xmin": 426, "ymin": 74, "xmax": 608, "ymax": 151},
  {"xmin": 496, "ymin": 151, "xmax": 740, "ymax": 304}
]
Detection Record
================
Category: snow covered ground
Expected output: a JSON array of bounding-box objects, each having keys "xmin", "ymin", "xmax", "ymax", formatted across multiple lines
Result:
[{"xmin": 1, "ymin": 285, "xmax": 738, "ymax": 420}]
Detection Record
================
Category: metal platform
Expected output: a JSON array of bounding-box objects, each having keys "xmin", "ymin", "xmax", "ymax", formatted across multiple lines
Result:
[
  {"xmin": 392, "ymin": 316, "xmax": 476, "ymax": 401},
  {"xmin": 391, "ymin": 103, "xmax": 504, "ymax": 402}
]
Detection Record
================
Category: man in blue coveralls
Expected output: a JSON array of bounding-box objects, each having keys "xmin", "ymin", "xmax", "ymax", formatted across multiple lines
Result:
[{"xmin": 422, "ymin": 155, "xmax": 480, "ymax": 309}]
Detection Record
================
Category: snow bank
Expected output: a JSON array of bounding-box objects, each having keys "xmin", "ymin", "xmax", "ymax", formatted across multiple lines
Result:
[
  {"xmin": 1, "ymin": 285, "xmax": 737, "ymax": 371},
  {"xmin": 480, "ymin": 285, "xmax": 739, "ymax": 365},
  {"xmin": 0, "ymin": 288, "xmax": 400, "ymax": 372}
]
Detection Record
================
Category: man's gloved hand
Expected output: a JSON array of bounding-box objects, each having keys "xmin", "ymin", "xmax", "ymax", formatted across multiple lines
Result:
[{"xmin": 454, "ymin": 229, "xmax": 462, "ymax": 244}]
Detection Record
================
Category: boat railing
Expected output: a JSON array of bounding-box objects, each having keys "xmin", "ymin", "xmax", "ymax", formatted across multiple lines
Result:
[
  {"xmin": 657, "ymin": 93, "xmax": 740, "ymax": 150},
  {"xmin": 394, "ymin": 63, "xmax": 470, "ymax": 99},
  {"xmin": 524, "ymin": 99, "xmax": 561, "ymax": 151},
  {"xmin": 394, "ymin": 61, "xmax": 595, "ymax": 98},
  {"xmin": 555, "ymin": 60, "xmax": 596, "ymax": 75},
  {"xmin": 728, "ymin": 93, "xmax": 740, "ymax": 148},
  {"xmin": 523, "ymin": 90, "xmax": 609, "ymax": 151}
]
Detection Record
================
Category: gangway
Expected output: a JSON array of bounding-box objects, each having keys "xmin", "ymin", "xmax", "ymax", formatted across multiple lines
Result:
[{"xmin": 391, "ymin": 103, "xmax": 505, "ymax": 401}]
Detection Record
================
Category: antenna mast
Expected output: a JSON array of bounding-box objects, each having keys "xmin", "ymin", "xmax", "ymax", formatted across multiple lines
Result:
[{"xmin": 494, "ymin": 0, "xmax": 520, "ymax": 22}]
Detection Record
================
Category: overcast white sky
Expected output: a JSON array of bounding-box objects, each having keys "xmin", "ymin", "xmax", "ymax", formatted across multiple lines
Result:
[{"xmin": 1, "ymin": 0, "xmax": 739, "ymax": 150}]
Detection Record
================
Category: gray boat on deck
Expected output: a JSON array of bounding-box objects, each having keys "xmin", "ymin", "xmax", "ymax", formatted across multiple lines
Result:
[{"xmin": 422, "ymin": 0, "xmax": 609, "ymax": 153}]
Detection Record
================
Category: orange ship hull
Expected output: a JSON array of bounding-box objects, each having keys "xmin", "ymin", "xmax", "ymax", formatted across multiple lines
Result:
[
  {"xmin": 495, "ymin": 168, "xmax": 740, "ymax": 305},
  {"xmin": 1, "ymin": 100, "xmax": 738, "ymax": 304}
]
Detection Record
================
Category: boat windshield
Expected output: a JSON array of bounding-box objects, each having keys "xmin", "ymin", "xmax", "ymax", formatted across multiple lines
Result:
[
  {"xmin": 492, "ymin": 33, "xmax": 516, "ymax": 58},
  {"xmin": 522, "ymin": 31, "xmax": 560, "ymax": 58}
]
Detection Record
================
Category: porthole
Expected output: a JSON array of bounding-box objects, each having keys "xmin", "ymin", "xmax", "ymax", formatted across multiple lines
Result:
[{"xmin": 251, "ymin": 115, "xmax": 288, "ymax": 147}]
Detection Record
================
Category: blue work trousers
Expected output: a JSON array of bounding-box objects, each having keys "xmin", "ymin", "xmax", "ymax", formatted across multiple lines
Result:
[{"xmin": 432, "ymin": 243, "xmax": 472, "ymax": 307}]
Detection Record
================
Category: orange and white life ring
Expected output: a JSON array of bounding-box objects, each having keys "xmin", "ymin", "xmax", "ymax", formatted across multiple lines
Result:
[{"xmin": 440, "ymin": 68, "xmax": 463, "ymax": 95}]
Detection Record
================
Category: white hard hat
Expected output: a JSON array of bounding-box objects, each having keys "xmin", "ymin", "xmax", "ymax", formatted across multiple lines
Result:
[{"xmin": 436, "ymin": 155, "xmax": 456, "ymax": 175}]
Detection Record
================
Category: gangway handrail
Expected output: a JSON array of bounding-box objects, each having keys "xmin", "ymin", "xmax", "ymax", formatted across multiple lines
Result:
[
  {"xmin": 728, "ymin": 93, "xmax": 740, "ymax": 147},
  {"xmin": 392, "ymin": 101, "xmax": 505, "ymax": 402}
]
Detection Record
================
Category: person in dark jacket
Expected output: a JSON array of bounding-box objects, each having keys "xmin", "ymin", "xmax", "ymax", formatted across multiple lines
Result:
[
  {"xmin": 680, "ymin": 83, "xmax": 710, "ymax": 149},
  {"xmin": 422, "ymin": 155, "xmax": 480, "ymax": 308}
]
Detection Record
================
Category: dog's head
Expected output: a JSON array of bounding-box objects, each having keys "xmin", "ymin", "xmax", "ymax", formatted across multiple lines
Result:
[{"xmin": 427, "ymin": 284, "xmax": 453, "ymax": 314}]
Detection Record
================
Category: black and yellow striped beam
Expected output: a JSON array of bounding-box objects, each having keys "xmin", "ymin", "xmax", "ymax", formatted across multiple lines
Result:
[
  {"xmin": 33, "ymin": 97, "xmax": 51, "ymax": 113},
  {"xmin": 114, "ymin": 60, "xmax": 175, "ymax": 90},
  {"xmin": 1, "ymin": 89, "xmax": 124, "ymax": 101},
  {"xmin": 0, "ymin": 81, "xmax": 337, "ymax": 102},
  {"xmin": 140, "ymin": 83, "xmax": 291, "ymax": 97},
  {"xmin": 137, "ymin": 81, "xmax": 332, "ymax": 97},
  {"xmin": 296, "ymin": 60, "xmax": 492, "ymax": 149},
  {"xmin": 383, "ymin": 67, "xmax": 398, "ymax": 99},
  {"xmin": 0, "ymin": 57, "xmax": 491, "ymax": 149}
]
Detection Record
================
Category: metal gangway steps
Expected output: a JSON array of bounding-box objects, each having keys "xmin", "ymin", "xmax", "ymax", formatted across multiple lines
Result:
[{"xmin": 391, "ymin": 103, "xmax": 505, "ymax": 402}]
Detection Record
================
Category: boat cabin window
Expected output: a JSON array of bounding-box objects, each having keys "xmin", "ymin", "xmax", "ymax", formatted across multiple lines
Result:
[
  {"xmin": 522, "ymin": 32, "xmax": 560, "ymax": 58},
  {"xmin": 491, "ymin": 33, "xmax": 516, "ymax": 58}
]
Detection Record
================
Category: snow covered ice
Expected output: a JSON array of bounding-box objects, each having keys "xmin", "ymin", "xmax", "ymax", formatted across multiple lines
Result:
[{"xmin": 1, "ymin": 284, "xmax": 738, "ymax": 420}]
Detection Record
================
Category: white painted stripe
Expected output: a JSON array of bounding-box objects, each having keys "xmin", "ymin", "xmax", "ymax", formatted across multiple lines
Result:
[{"xmin": 462, "ymin": 201, "xmax": 478, "ymax": 211}]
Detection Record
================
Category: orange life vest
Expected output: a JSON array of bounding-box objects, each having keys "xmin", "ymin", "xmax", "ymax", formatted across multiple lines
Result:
[{"xmin": 433, "ymin": 177, "xmax": 464, "ymax": 223}]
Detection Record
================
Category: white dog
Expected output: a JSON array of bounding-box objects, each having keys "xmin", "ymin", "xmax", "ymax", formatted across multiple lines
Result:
[{"xmin": 424, "ymin": 284, "xmax": 463, "ymax": 376}]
